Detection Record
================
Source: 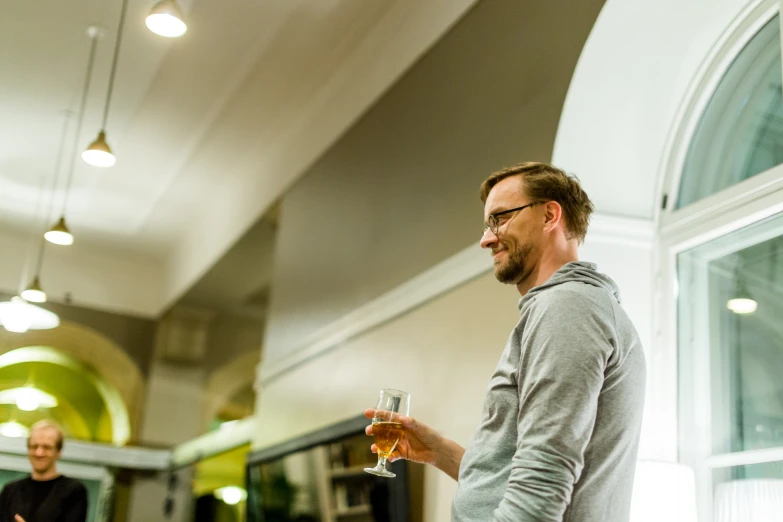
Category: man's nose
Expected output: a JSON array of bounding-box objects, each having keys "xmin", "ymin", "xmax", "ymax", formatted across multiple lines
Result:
[{"xmin": 480, "ymin": 228, "xmax": 498, "ymax": 249}]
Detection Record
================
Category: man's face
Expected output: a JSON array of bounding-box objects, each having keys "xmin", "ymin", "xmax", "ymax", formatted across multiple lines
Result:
[
  {"xmin": 27, "ymin": 427, "xmax": 60, "ymax": 475},
  {"xmin": 480, "ymin": 176, "xmax": 541, "ymax": 284}
]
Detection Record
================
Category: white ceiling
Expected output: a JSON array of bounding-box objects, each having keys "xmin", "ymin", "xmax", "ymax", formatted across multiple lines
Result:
[{"xmin": 0, "ymin": 0, "xmax": 477, "ymax": 316}]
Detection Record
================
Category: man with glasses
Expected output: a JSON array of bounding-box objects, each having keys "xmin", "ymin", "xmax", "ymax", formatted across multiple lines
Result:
[
  {"xmin": 0, "ymin": 420, "xmax": 87, "ymax": 522},
  {"xmin": 366, "ymin": 162, "xmax": 646, "ymax": 521}
]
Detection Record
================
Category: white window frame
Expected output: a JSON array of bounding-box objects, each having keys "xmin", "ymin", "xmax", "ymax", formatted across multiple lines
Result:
[
  {"xmin": 655, "ymin": 0, "xmax": 781, "ymax": 225},
  {"xmin": 665, "ymin": 184, "xmax": 783, "ymax": 520},
  {"xmin": 654, "ymin": 164, "xmax": 783, "ymax": 473},
  {"xmin": 652, "ymin": 1, "xmax": 783, "ymax": 520}
]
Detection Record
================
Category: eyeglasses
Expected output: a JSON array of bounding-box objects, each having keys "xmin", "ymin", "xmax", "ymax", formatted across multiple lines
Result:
[{"xmin": 482, "ymin": 202, "xmax": 542, "ymax": 236}]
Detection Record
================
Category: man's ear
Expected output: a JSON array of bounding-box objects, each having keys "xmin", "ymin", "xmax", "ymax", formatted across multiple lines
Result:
[{"xmin": 542, "ymin": 201, "xmax": 563, "ymax": 233}]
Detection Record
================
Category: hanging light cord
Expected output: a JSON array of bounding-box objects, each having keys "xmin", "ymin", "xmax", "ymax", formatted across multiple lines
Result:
[
  {"xmin": 18, "ymin": 113, "xmax": 72, "ymax": 295},
  {"xmin": 45, "ymin": 113, "xmax": 72, "ymax": 231},
  {"xmin": 61, "ymin": 30, "xmax": 99, "ymax": 216},
  {"xmin": 32, "ymin": 112, "xmax": 74, "ymax": 278},
  {"xmin": 30, "ymin": 239, "xmax": 47, "ymax": 283},
  {"xmin": 101, "ymin": 0, "xmax": 130, "ymax": 130}
]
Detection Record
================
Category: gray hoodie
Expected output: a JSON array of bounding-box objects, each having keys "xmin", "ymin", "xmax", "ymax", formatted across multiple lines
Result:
[{"xmin": 452, "ymin": 261, "xmax": 646, "ymax": 522}]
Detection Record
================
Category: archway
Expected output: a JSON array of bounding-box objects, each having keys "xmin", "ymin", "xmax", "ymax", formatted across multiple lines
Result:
[
  {"xmin": 0, "ymin": 320, "xmax": 145, "ymax": 443},
  {"xmin": 0, "ymin": 347, "xmax": 130, "ymax": 444},
  {"xmin": 203, "ymin": 350, "xmax": 260, "ymax": 429}
]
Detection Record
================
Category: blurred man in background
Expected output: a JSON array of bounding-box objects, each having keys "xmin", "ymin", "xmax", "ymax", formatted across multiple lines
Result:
[{"xmin": 0, "ymin": 420, "xmax": 87, "ymax": 522}]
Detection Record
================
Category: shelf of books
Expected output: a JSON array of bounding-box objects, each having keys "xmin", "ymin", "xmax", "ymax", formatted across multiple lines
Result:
[{"xmin": 246, "ymin": 416, "xmax": 410, "ymax": 522}]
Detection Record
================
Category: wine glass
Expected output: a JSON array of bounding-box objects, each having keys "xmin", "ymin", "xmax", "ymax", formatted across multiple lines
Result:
[{"xmin": 364, "ymin": 388, "xmax": 410, "ymax": 478}]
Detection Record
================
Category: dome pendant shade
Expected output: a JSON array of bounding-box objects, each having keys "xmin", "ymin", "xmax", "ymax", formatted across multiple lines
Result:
[
  {"xmin": 0, "ymin": 388, "xmax": 58, "ymax": 411},
  {"xmin": 0, "ymin": 421, "xmax": 29, "ymax": 438},
  {"xmin": 146, "ymin": 0, "xmax": 187, "ymax": 37},
  {"xmin": 20, "ymin": 276, "xmax": 47, "ymax": 303},
  {"xmin": 82, "ymin": 130, "xmax": 115, "ymax": 167},
  {"xmin": 0, "ymin": 297, "xmax": 59, "ymax": 333},
  {"xmin": 44, "ymin": 217, "xmax": 74, "ymax": 246}
]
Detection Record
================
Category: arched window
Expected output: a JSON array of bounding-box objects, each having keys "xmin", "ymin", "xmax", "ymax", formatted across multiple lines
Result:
[
  {"xmin": 663, "ymin": 9, "xmax": 783, "ymax": 522},
  {"xmin": 677, "ymin": 15, "xmax": 783, "ymax": 209}
]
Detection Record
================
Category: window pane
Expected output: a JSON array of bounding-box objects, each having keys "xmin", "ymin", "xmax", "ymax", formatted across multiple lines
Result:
[
  {"xmin": 677, "ymin": 16, "xmax": 783, "ymax": 209},
  {"xmin": 679, "ymin": 212, "xmax": 783, "ymax": 456},
  {"xmin": 679, "ymin": 211, "xmax": 783, "ymax": 520},
  {"xmin": 713, "ymin": 462, "xmax": 783, "ymax": 521}
]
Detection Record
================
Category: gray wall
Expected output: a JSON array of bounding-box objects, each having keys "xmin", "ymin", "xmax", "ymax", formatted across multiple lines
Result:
[
  {"xmin": 263, "ymin": 0, "xmax": 607, "ymax": 364},
  {"xmin": 204, "ymin": 312, "xmax": 264, "ymax": 372}
]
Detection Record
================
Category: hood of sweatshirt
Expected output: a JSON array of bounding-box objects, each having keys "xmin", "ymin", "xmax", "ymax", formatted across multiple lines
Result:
[{"xmin": 518, "ymin": 261, "xmax": 621, "ymax": 312}]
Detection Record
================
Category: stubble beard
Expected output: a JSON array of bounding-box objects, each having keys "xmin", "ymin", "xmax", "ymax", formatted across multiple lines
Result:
[{"xmin": 493, "ymin": 240, "xmax": 533, "ymax": 284}]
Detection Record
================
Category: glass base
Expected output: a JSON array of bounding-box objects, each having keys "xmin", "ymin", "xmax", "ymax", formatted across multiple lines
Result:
[{"xmin": 364, "ymin": 465, "xmax": 396, "ymax": 478}]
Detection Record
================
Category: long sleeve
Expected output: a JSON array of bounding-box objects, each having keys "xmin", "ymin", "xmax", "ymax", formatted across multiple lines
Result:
[
  {"xmin": 493, "ymin": 291, "xmax": 613, "ymax": 521},
  {"xmin": 60, "ymin": 483, "xmax": 88, "ymax": 522},
  {"xmin": 0, "ymin": 486, "xmax": 10, "ymax": 522}
]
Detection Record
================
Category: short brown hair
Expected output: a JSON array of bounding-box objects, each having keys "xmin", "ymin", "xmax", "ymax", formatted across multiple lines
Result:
[
  {"xmin": 28, "ymin": 420, "xmax": 65, "ymax": 451},
  {"xmin": 479, "ymin": 161, "xmax": 594, "ymax": 243}
]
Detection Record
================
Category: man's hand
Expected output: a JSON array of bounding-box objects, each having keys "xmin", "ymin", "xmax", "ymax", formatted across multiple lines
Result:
[
  {"xmin": 15, "ymin": 514, "xmax": 26, "ymax": 522},
  {"xmin": 364, "ymin": 408, "xmax": 465, "ymax": 480}
]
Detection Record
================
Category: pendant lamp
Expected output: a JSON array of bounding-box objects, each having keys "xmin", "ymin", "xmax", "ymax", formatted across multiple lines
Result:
[
  {"xmin": 146, "ymin": 0, "xmax": 187, "ymax": 38},
  {"xmin": 83, "ymin": 0, "xmax": 129, "ymax": 167}
]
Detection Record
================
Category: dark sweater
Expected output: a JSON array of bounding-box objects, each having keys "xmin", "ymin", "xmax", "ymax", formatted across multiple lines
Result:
[{"xmin": 0, "ymin": 475, "xmax": 87, "ymax": 522}]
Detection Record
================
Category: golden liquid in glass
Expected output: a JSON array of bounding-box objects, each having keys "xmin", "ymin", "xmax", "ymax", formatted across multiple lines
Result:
[{"xmin": 373, "ymin": 421, "xmax": 403, "ymax": 458}]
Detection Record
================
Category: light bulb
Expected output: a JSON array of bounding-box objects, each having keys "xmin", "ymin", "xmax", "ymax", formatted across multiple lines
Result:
[
  {"xmin": 16, "ymin": 393, "xmax": 40, "ymax": 412},
  {"xmin": 727, "ymin": 298, "xmax": 758, "ymax": 314},
  {"xmin": 146, "ymin": 14, "xmax": 187, "ymax": 37},
  {"xmin": 0, "ymin": 388, "xmax": 58, "ymax": 410},
  {"xmin": 0, "ymin": 421, "xmax": 29, "ymax": 438},
  {"xmin": 21, "ymin": 288, "xmax": 47, "ymax": 303},
  {"xmin": 44, "ymin": 230, "xmax": 74, "ymax": 245},
  {"xmin": 146, "ymin": 1, "xmax": 187, "ymax": 37},
  {"xmin": 215, "ymin": 486, "xmax": 246, "ymax": 506}
]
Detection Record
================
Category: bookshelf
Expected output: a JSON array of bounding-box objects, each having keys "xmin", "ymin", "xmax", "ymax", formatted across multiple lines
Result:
[
  {"xmin": 317, "ymin": 432, "xmax": 382, "ymax": 522},
  {"xmin": 246, "ymin": 415, "xmax": 410, "ymax": 522}
]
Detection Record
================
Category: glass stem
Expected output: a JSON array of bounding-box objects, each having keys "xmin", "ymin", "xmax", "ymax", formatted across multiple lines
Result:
[{"xmin": 376, "ymin": 455, "xmax": 388, "ymax": 470}]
